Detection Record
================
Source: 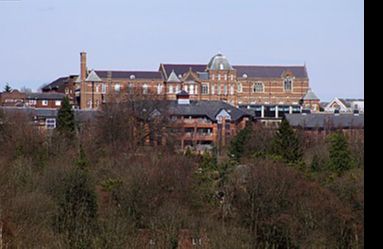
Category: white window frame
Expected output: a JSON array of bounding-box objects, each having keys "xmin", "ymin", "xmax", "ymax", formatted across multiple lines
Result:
[
  {"xmin": 143, "ymin": 84, "xmax": 148, "ymax": 94},
  {"xmin": 284, "ymin": 78, "xmax": 293, "ymax": 92},
  {"xmin": 252, "ymin": 82, "xmax": 264, "ymax": 93},
  {"xmin": 169, "ymin": 85, "xmax": 174, "ymax": 94},
  {"xmin": 114, "ymin": 84, "xmax": 121, "ymax": 92},
  {"xmin": 201, "ymin": 84, "xmax": 209, "ymax": 95},
  {"xmin": 238, "ymin": 83, "xmax": 243, "ymax": 93},
  {"xmin": 157, "ymin": 83, "xmax": 163, "ymax": 94},
  {"xmin": 45, "ymin": 118, "xmax": 56, "ymax": 129}
]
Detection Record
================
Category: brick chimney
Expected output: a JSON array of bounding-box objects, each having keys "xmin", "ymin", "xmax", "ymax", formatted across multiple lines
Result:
[{"xmin": 80, "ymin": 52, "xmax": 87, "ymax": 81}]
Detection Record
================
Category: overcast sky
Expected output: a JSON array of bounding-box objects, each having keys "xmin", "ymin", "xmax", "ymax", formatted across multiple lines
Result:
[{"xmin": 0, "ymin": 0, "xmax": 363, "ymax": 101}]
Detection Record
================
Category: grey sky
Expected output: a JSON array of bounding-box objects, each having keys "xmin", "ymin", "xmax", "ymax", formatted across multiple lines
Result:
[{"xmin": 0, "ymin": 0, "xmax": 363, "ymax": 101}]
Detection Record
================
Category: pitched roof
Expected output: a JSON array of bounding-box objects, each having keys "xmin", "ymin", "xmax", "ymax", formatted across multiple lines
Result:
[
  {"xmin": 160, "ymin": 64, "xmax": 308, "ymax": 79},
  {"xmin": 26, "ymin": 92, "xmax": 66, "ymax": 100},
  {"xmin": 233, "ymin": 65, "xmax": 308, "ymax": 78},
  {"xmin": 86, "ymin": 70, "xmax": 102, "ymax": 82},
  {"xmin": 42, "ymin": 76, "xmax": 68, "ymax": 91},
  {"xmin": 167, "ymin": 70, "xmax": 181, "ymax": 82},
  {"xmin": 303, "ymin": 89, "xmax": 319, "ymax": 100},
  {"xmin": 161, "ymin": 64, "xmax": 207, "ymax": 79},
  {"xmin": 95, "ymin": 70, "xmax": 163, "ymax": 80},
  {"xmin": 285, "ymin": 113, "xmax": 364, "ymax": 129},
  {"xmin": 167, "ymin": 100, "xmax": 250, "ymax": 122}
]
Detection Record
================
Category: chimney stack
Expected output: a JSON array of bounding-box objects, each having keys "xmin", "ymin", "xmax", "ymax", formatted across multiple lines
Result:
[{"xmin": 80, "ymin": 52, "xmax": 87, "ymax": 81}]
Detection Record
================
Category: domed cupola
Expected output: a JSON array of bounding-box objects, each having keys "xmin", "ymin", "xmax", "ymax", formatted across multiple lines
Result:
[{"xmin": 207, "ymin": 53, "xmax": 233, "ymax": 70}]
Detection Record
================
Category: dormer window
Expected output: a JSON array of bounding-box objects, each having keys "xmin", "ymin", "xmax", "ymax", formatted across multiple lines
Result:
[{"xmin": 284, "ymin": 78, "xmax": 293, "ymax": 92}]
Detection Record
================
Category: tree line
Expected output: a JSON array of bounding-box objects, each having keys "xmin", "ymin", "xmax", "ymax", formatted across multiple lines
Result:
[{"xmin": 0, "ymin": 97, "xmax": 364, "ymax": 248}]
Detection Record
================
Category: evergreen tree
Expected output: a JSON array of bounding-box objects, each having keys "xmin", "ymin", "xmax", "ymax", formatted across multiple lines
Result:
[
  {"xmin": 4, "ymin": 83, "xmax": 12, "ymax": 92},
  {"xmin": 57, "ymin": 97, "xmax": 75, "ymax": 136},
  {"xmin": 55, "ymin": 167, "xmax": 98, "ymax": 249},
  {"xmin": 327, "ymin": 131, "xmax": 353, "ymax": 173},
  {"xmin": 272, "ymin": 118, "xmax": 303, "ymax": 163},
  {"xmin": 228, "ymin": 121, "xmax": 252, "ymax": 162}
]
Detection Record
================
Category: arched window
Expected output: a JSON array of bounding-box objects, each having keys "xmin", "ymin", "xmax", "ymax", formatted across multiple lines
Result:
[
  {"xmin": 252, "ymin": 82, "xmax": 264, "ymax": 93},
  {"xmin": 237, "ymin": 83, "xmax": 243, "ymax": 93},
  {"xmin": 284, "ymin": 78, "xmax": 292, "ymax": 92},
  {"xmin": 143, "ymin": 84, "xmax": 148, "ymax": 94}
]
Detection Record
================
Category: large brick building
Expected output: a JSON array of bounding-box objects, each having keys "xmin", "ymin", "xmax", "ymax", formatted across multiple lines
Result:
[{"xmin": 43, "ymin": 52, "xmax": 320, "ymax": 114}]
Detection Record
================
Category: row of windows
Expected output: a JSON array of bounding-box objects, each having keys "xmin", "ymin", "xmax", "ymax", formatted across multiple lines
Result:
[
  {"xmin": 211, "ymin": 74, "xmax": 235, "ymax": 81},
  {"xmin": 90, "ymin": 78, "xmax": 293, "ymax": 95}
]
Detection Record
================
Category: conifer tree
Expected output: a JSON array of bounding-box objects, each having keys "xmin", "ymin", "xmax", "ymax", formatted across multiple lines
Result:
[
  {"xmin": 327, "ymin": 131, "xmax": 353, "ymax": 173},
  {"xmin": 272, "ymin": 118, "xmax": 303, "ymax": 163},
  {"xmin": 57, "ymin": 97, "xmax": 75, "ymax": 136},
  {"xmin": 228, "ymin": 121, "xmax": 252, "ymax": 162},
  {"xmin": 4, "ymin": 83, "xmax": 12, "ymax": 92}
]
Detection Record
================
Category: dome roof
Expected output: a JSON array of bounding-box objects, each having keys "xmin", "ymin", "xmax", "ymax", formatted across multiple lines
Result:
[{"xmin": 207, "ymin": 53, "xmax": 233, "ymax": 70}]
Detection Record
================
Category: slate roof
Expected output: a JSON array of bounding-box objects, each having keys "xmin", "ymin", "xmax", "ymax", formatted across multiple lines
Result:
[
  {"xmin": 207, "ymin": 53, "xmax": 233, "ymax": 70},
  {"xmin": 95, "ymin": 70, "xmax": 163, "ymax": 80},
  {"xmin": 233, "ymin": 65, "xmax": 308, "ymax": 78},
  {"xmin": 167, "ymin": 70, "xmax": 181, "ymax": 82},
  {"xmin": 160, "ymin": 64, "xmax": 308, "ymax": 79},
  {"xmin": 42, "ymin": 76, "xmax": 69, "ymax": 91},
  {"xmin": 167, "ymin": 100, "xmax": 250, "ymax": 122},
  {"xmin": 285, "ymin": 113, "xmax": 364, "ymax": 129},
  {"xmin": 26, "ymin": 93, "xmax": 66, "ymax": 100},
  {"xmin": 161, "ymin": 64, "xmax": 207, "ymax": 79}
]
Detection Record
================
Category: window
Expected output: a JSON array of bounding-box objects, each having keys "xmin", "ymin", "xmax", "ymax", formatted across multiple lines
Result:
[
  {"xmin": 212, "ymin": 74, "xmax": 215, "ymax": 80},
  {"xmin": 169, "ymin": 85, "xmax": 174, "ymax": 94},
  {"xmin": 223, "ymin": 84, "xmax": 227, "ymax": 95},
  {"xmin": 101, "ymin": 83, "xmax": 107, "ymax": 93},
  {"xmin": 28, "ymin": 100, "xmax": 36, "ymax": 106},
  {"xmin": 157, "ymin": 83, "xmax": 163, "ymax": 94},
  {"xmin": 195, "ymin": 85, "xmax": 198, "ymax": 94},
  {"xmin": 45, "ymin": 118, "xmax": 56, "ymax": 129},
  {"xmin": 65, "ymin": 88, "xmax": 69, "ymax": 94},
  {"xmin": 218, "ymin": 84, "xmax": 221, "ymax": 94},
  {"xmin": 224, "ymin": 74, "xmax": 227, "ymax": 81},
  {"xmin": 230, "ymin": 74, "xmax": 234, "ymax": 81},
  {"xmin": 201, "ymin": 84, "xmax": 209, "ymax": 95},
  {"xmin": 284, "ymin": 78, "xmax": 292, "ymax": 92},
  {"xmin": 189, "ymin": 85, "xmax": 194, "ymax": 94},
  {"xmin": 230, "ymin": 84, "xmax": 234, "ymax": 95},
  {"xmin": 218, "ymin": 74, "xmax": 221, "ymax": 80},
  {"xmin": 55, "ymin": 100, "xmax": 61, "ymax": 106},
  {"xmin": 176, "ymin": 85, "xmax": 180, "ymax": 93},
  {"xmin": 143, "ymin": 84, "xmax": 148, "ymax": 94},
  {"xmin": 237, "ymin": 83, "xmax": 243, "ymax": 93},
  {"xmin": 127, "ymin": 83, "xmax": 133, "ymax": 93},
  {"xmin": 114, "ymin": 84, "xmax": 121, "ymax": 92},
  {"xmin": 252, "ymin": 82, "xmax": 264, "ymax": 93},
  {"xmin": 211, "ymin": 84, "xmax": 215, "ymax": 95},
  {"xmin": 42, "ymin": 100, "xmax": 48, "ymax": 106}
]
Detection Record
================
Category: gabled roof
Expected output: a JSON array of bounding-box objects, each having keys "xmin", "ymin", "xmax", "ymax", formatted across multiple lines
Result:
[
  {"xmin": 167, "ymin": 70, "xmax": 181, "ymax": 82},
  {"xmin": 160, "ymin": 64, "xmax": 308, "ymax": 79},
  {"xmin": 95, "ymin": 70, "xmax": 163, "ymax": 80},
  {"xmin": 86, "ymin": 70, "xmax": 102, "ymax": 82},
  {"xmin": 160, "ymin": 64, "xmax": 207, "ymax": 79},
  {"xmin": 303, "ymin": 89, "xmax": 319, "ymax": 100}
]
